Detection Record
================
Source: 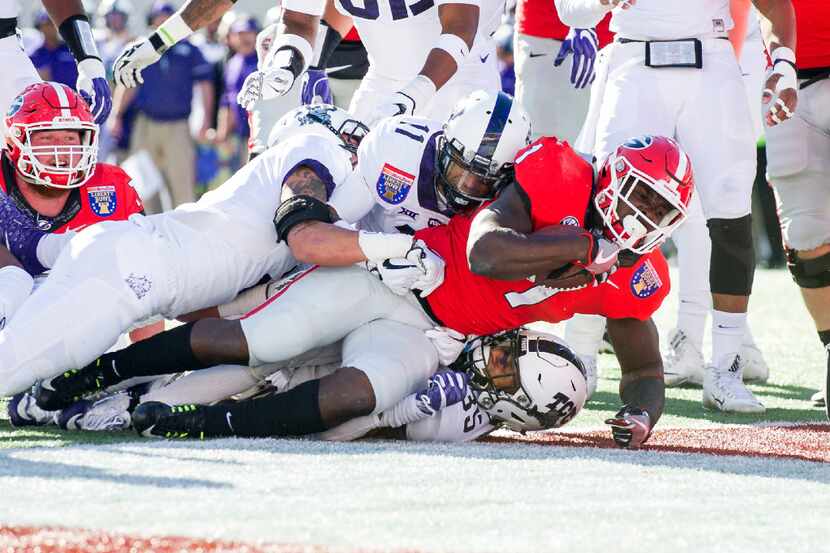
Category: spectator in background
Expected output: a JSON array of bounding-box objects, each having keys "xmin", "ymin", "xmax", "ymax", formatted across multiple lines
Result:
[
  {"xmin": 494, "ymin": 24, "xmax": 515, "ymax": 96},
  {"xmin": 217, "ymin": 15, "xmax": 259, "ymax": 149},
  {"xmin": 29, "ymin": 10, "xmax": 78, "ymax": 89},
  {"xmin": 109, "ymin": 1, "xmax": 214, "ymax": 213}
]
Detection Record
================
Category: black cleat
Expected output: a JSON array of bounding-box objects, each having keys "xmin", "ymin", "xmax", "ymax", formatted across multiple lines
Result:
[
  {"xmin": 132, "ymin": 402, "xmax": 211, "ymax": 439},
  {"xmin": 35, "ymin": 363, "xmax": 109, "ymax": 411}
]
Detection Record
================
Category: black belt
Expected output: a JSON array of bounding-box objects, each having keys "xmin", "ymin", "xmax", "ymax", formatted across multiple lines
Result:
[
  {"xmin": 413, "ymin": 292, "xmax": 445, "ymax": 327},
  {"xmin": 617, "ymin": 36, "xmax": 729, "ymax": 44},
  {"xmin": 798, "ymin": 67, "xmax": 830, "ymax": 90},
  {"xmin": 0, "ymin": 18, "xmax": 17, "ymax": 40}
]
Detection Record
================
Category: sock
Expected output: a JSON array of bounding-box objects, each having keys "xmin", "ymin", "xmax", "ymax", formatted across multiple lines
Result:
[
  {"xmin": 204, "ymin": 380, "xmax": 325, "ymax": 438},
  {"xmin": 711, "ymin": 311, "xmax": 747, "ymax": 369},
  {"xmin": 677, "ymin": 300, "xmax": 708, "ymax": 352},
  {"xmin": 95, "ymin": 323, "xmax": 206, "ymax": 385},
  {"xmin": 743, "ymin": 325, "xmax": 758, "ymax": 347},
  {"xmin": 564, "ymin": 314, "xmax": 607, "ymax": 359},
  {"xmin": 673, "ymin": 192, "xmax": 711, "ymax": 352}
]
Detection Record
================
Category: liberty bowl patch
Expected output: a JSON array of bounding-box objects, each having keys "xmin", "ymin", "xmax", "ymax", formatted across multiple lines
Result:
[
  {"xmin": 88, "ymin": 186, "xmax": 117, "ymax": 217},
  {"xmin": 377, "ymin": 164, "xmax": 414, "ymax": 205},
  {"xmin": 630, "ymin": 259, "xmax": 663, "ymax": 299}
]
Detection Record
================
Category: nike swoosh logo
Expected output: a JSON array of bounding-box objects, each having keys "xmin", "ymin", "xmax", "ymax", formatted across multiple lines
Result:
[
  {"xmin": 325, "ymin": 64, "xmax": 351, "ymax": 74},
  {"xmin": 225, "ymin": 412, "xmax": 234, "ymax": 432},
  {"xmin": 529, "ymin": 52, "xmax": 546, "ymax": 58},
  {"xmin": 594, "ymin": 250, "xmax": 617, "ymax": 265},
  {"xmin": 382, "ymin": 259, "xmax": 413, "ymax": 271},
  {"xmin": 716, "ymin": 324, "xmax": 739, "ymax": 329},
  {"xmin": 714, "ymin": 397, "xmax": 724, "ymax": 407},
  {"xmin": 480, "ymin": 54, "xmax": 490, "ymax": 63}
]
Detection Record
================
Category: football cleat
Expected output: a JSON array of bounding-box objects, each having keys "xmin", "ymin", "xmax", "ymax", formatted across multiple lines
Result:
[
  {"xmin": 663, "ymin": 328, "xmax": 704, "ymax": 387},
  {"xmin": 132, "ymin": 402, "xmax": 209, "ymax": 439},
  {"xmin": 702, "ymin": 355, "xmax": 765, "ymax": 413},
  {"xmin": 739, "ymin": 342, "xmax": 769, "ymax": 383},
  {"xmin": 8, "ymin": 391, "xmax": 57, "ymax": 427},
  {"xmin": 35, "ymin": 364, "xmax": 108, "ymax": 411},
  {"xmin": 56, "ymin": 400, "xmax": 92, "ymax": 431},
  {"xmin": 57, "ymin": 392, "xmax": 133, "ymax": 432},
  {"xmin": 580, "ymin": 354, "xmax": 598, "ymax": 401},
  {"xmin": 811, "ymin": 390, "xmax": 825, "ymax": 408}
]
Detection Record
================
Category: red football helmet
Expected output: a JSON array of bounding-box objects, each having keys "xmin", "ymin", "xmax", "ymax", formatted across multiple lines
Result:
[
  {"xmin": 594, "ymin": 135, "xmax": 694, "ymax": 254},
  {"xmin": 5, "ymin": 82, "xmax": 99, "ymax": 189}
]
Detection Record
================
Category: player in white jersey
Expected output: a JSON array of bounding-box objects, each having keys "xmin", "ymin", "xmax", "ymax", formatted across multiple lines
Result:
[
  {"xmin": 36, "ymin": 91, "xmax": 533, "ymax": 443},
  {"xmin": 556, "ymin": 0, "xmax": 797, "ymax": 413},
  {"xmin": 0, "ymin": 107, "xmax": 370, "ymax": 398},
  {"xmin": 0, "ymin": 1, "xmax": 111, "ymax": 133}
]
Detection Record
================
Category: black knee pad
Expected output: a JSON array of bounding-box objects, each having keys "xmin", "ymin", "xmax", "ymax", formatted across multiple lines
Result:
[
  {"xmin": 786, "ymin": 249, "xmax": 830, "ymax": 289},
  {"xmin": 707, "ymin": 215, "xmax": 755, "ymax": 296}
]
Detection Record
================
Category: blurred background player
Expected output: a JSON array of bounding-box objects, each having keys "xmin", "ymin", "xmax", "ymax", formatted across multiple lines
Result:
[
  {"xmin": 29, "ymin": 10, "xmax": 79, "ymax": 89},
  {"xmin": 110, "ymin": 1, "xmax": 214, "ymax": 213},
  {"xmin": 1, "ymin": 0, "xmax": 112, "ymax": 135},
  {"xmin": 762, "ymin": 0, "xmax": 830, "ymax": 415},
  {"xmin": 513, "ymin": 0, "xmax": 612, "ymax": 142}
]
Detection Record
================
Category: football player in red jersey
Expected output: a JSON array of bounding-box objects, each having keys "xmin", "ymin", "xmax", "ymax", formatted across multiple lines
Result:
[
  {"xmin": 46, "ymin": 133, "xmax": 693, "ymax": 449},
  {"xmin": 1, "ymin": 82, "xmax": 162, "ymax": 427}
]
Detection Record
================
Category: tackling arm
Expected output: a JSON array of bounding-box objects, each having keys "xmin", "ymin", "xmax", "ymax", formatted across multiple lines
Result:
[
  {"xmin": 421, "ymin": 4, "xmax": 479, "ymax": 90},
  {"xmin": 467, "ymin": 183, "xmax": 593, "ymax": 280}
]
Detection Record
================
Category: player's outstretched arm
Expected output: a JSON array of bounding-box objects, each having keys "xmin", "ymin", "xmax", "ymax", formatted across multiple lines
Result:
[
  {"xmin": 42, "ymin": 0, "xmax": 111, "ymax": 123},
  {"xmin": 467, "ymin": 183, "xmax": 595, "ymax": 280},
  {"xmin": 604, "ymin": 316, "xmax": 664, "ymax": 449},
  {"xmin": 554, "ymin": 0, "xmax": 634, "ymax": 30},
  {"xmin": 753, "ymin": 0, "xmax": 798, "ymax": 126}
]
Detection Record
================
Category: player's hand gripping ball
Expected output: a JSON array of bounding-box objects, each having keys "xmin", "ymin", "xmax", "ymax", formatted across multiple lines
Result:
[{"xmin": 529, "ymin": 225, "xmax": 597, "ymax": 290}]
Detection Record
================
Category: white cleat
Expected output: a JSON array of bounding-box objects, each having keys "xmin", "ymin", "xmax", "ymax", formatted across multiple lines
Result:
[
  {"xmin": 739, "ymin": 342, "xmax": 770, "ymax": 383},
  {"xmin": 663, "ymin": 328, "xmax": 705, "ymax": 387},
  {"xmin": 702, "ymin": 356, "xmax": 765, "ymax": 413},
  {"xmin": 579, "ymin": 355, "xmax": 598, "ymax": 401}
]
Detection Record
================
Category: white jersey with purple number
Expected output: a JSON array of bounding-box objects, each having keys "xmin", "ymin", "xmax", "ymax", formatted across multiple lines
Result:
[
  {"xmin": 405, "ymin": 388, "xmax": 495, "ymax": 442},
  {"xmin": 330, "ymin": 116, "xmax": 451, "ymax": 235},
  {"xmin": 611, "ymin": 0, "xmax": 732, "ymax": 40},
  {"xmin": 334, "ymin": 0, "xmax": 503, "ymax": 81}
]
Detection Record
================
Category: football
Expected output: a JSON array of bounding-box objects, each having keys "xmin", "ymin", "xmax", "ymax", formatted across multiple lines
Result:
[{"xmin": 530, "ymin": 225, "xmax": 594, "ymax": 290}]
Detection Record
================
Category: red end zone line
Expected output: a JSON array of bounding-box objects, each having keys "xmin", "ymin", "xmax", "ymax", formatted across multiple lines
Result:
[
  {"xmin": 0, "ymin": 526, "xmax": 426, "ymax": 553},
  {"xmin": 483, "ymin": 424, "xmax": 830, "ymax": 463}
]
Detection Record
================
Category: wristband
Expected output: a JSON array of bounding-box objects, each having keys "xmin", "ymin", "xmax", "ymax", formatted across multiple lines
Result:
[
  {"xmin": 152, "ymin": 13, "xmax": 194, "ymax": 53},
  {"xmin": 397, "ymin": 75, "xmax": 437, "ymax": 115},
  {"xmin": 358, "ymin": 231, "xmax": 414, "ymax": 262},
  {"xmin": 58, "ymin": 15, "xmax": 101, "ymax": 62},
  {"xmin": 574, "ymin": 231, "xmax": 596, "ymax": 268},
  {"xmin": 266, "ymin": 33, "xmax": 313, "ymax": 76},
  {"xmin": 0, "ymin": 265, "xmax": 34, "ymax": 325},
  {"xmin": 379, "ymin": 394, "xmax": 431, "ymax": 428},
  {"xmin": 434, "ymin": 33, "xmax": 470, "ymax": 69},
  {"xmin": 770, "ymin": 47, "xmax": 797, "ymax": 93}
]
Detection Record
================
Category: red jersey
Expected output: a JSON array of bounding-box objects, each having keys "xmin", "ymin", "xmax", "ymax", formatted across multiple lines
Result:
[
  {"xmin": 415, "ymin": 138, "xmax": 670, "ymax": 336},
  {"xmin": 0, "ymin": 157, "xmax": 144, "ymax": 233},
  {"xmin": 792, "ymin": 0, "xmax": 830, "ymax": 70},
  {"xmin": 516, "ymin": 0, "xmax": 613, "ymax": 47}
]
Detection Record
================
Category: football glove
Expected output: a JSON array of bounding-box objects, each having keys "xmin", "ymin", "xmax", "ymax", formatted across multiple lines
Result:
[
  {"xmin": 368, "ymin": 240, "xmax": 446, "ymax": 297},
  {"xmin": 112, "ymin": 38, "xmax": 162, "ymax": 88},
  {"xmin": 76, "ymin": 58, "xmax": 112, "ymax": 124},
  {"xmin": 578, "ymin": 235, "xmax": 620, "ymax": 275},
  {"xmin": 553, "ymin": 28, "xmax": 599, "ymax": 89},
  {"xmin": 416, "ymin": 370, "xmax": 469, "ymax": 416},
  {"xmin": 425, "ymin": 326, "xmax": 468, "ymax": 367},
  {"xmin": 301, "ymin": 69, "xmax": 333, "ymax": 105},
  {"xmin": 605, "ymin": 405, "xmax": 652, "ymax": 449},
  {"xmin": 367, "ymin": 75, "xmax": 436, "ymax": 127}
]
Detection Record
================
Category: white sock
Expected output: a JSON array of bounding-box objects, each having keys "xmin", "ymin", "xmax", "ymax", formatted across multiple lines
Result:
[
  {"xmin": 564, "ymin": 314, "xmax": 607, "ymax": 359},
  {"xmin": 711, "ymin": 311, "xmax": 747, "ymax": 369},
  {"xmin": 742, "ymin": 325, "xmax": 757, "ymax": 347},
  {"xmin": 677, "ymin": 300, "xmax": 708, "ymax": 352}
]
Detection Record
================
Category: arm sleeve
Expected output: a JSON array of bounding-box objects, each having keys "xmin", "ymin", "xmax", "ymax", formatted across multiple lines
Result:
[
  {"xmin": 554, "ymin": 0, "xmax": 612, "ymax": 29},
  {"xmin": 327, "ymin": 169, "xmax": 377, "ymax": 224}
]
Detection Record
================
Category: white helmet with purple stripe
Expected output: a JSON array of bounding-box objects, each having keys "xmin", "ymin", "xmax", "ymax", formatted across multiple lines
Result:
[{"xmin": 437, "ymin": 90, "xmax": 531, "ymax": 213}]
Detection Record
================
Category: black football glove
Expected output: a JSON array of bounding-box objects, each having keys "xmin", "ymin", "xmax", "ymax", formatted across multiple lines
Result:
[{"xmin": 605, "ymin": 405, "xmax": 652, "ymax": 449}]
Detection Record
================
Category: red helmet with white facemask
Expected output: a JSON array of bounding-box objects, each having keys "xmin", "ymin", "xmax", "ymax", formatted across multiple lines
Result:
[
  {"xmin": 594, "ymin": 135, "xmax": 694, "ymax": 254},
  {"xmin": 5, "ymin": 82, "xmax": 99, "ymax": 189}
]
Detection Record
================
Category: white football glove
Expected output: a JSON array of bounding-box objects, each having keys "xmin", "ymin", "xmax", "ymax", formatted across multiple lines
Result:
[
  {"xmin": 237, "ymin": 68, "xmax": 296, "ymax": 110},
  {"xmin": 367, "ymin": 75, "xmax": 436, "ymax": 127},
  {"xmin": 112, "ymin": 38, "xmax": 162, "ymax": 88},
  {"xmin": 425, "ymin": 326, "xmax": 468, "ymax": 367},
  {"xmin": 368, "ymin": 239, "xmax": 446, "ymax": 297}
]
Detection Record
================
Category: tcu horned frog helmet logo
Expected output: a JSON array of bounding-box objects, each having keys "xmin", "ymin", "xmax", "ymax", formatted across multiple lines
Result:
[
  {"xmin": 5, "ymin": 82, "xmax": 99, "ymax": 189},
  {"xmin": 594, "ymin": 135, "xmax": 694, "ymax": 254}
]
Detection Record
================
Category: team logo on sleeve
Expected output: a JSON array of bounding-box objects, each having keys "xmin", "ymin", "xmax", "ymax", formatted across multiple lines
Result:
[
  {"xmin": 377, "ymin": 164, "xmax": 414, "ymax": 205},
  {"xmin": 87, "ymin": 186, "xmax": 117, "ymax": 217},
  {"xmin": 630, "ymin": 259, "xmax": 663, "ymax": 299},
  {"xmin": 560, "ymin": 216, "xmax": 579, "ymax": 226}
]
